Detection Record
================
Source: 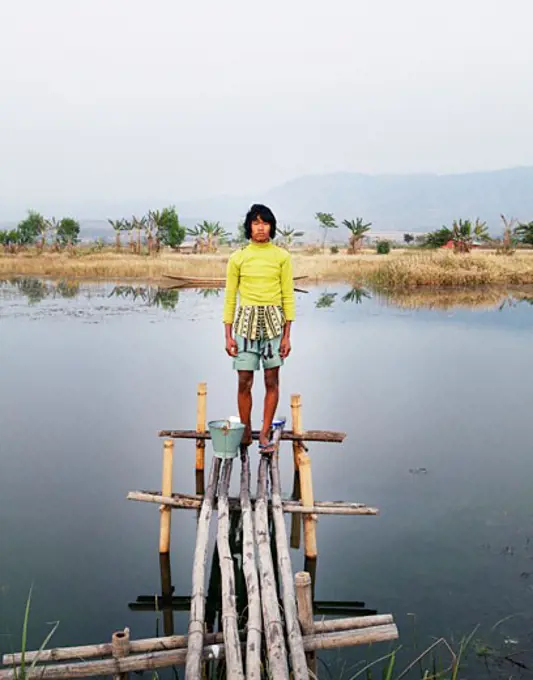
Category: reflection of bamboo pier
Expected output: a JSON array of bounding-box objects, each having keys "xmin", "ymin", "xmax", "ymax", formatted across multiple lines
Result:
[{"xmin": 1, "ymin": 384, "xmax": 398, "ymax": 680}]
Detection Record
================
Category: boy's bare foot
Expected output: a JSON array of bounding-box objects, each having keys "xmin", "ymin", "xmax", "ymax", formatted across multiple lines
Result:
[{"xmin": 258, "ymin": 431, "xmax": 275, "ymax": 455}]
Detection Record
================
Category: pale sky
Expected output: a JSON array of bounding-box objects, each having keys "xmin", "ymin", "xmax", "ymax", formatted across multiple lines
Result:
[{"xmin": 1, "ymin": 0, "xmax": 533, "ymax": 216}]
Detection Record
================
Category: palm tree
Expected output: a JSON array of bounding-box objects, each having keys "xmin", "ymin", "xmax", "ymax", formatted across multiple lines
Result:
[
  {"xmin": 451, "ymin": 218, "xmax": 489, "ymax": 253},
  {"xmin": 122, "ymin": 220, "xmax": 135, "ymax": 253},
  {"xmin": 315, "ymin": 212, "xmax": 337, "ymax": 250},
  {"xmin": 200, "ymin": 221, "xmax": 229, "ymax": 252},
  {"xmin": 343, "ymin": 218, "xmax": 372, "ymax": 254},
  {"xmin": 278, "ymin": 225, "xmax": 304, "ymax": 249},
  {"xmin": 108, "ymin": 219, "xmax": 124, "ymax": 252}
]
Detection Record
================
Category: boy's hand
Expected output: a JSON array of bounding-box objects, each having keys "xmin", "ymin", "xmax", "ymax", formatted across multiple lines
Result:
[
  {"xmin": 280, "ymin": 337, "xmax": 291, "ymax": 359},
  {"xmin": 226, "ymin": 337, "xmax": 238, "ymax": 357}
]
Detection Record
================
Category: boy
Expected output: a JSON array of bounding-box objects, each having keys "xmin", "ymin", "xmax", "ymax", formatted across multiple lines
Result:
[{"xmin": 223, "ymin": 204, "xmax": 295, "ymax": 454}]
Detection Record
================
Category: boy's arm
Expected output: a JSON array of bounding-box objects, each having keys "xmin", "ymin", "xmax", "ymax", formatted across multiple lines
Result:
[
  {"xmin": 280, "ymin": 253, "xmax": 295, "ymax": 358},
  {"xmin": 223, "ymin": 254, "xmax": 240, "ymax": 356}
]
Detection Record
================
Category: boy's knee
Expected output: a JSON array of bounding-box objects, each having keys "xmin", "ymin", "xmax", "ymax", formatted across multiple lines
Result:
[
  {"xmin": 264, "ymin": 370, "xmax": 279, "ymax": 391},
  {"xmin": 238, "ymin": 372, "xmax": 254, "ymax": 393}
]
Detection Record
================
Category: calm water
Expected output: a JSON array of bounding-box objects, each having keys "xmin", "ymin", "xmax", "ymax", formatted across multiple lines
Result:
[{"xmin": 1, "ymin": 279, "xmax": 533, "ymax": 678}]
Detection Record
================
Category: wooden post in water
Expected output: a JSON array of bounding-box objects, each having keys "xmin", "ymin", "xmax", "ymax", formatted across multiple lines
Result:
[
  {"xmin": 290, "ymin": 394, "xmax": 304, "ymax": 550},
  {"xmin": 291, "ymin": 394, "xmax": 303, "ymax": 471},
  {"xmin": 111, "ymin": 628, "xmax": 130, "ymax": 680},
  {"xmin": 159, "ymin": 553, "xmax": 174, "ymax": 636},
  {"xmin": 299, "ymin": 452, "xmax": 317, "ymax": 559},
  {"xmin": 195, "ymin": 382, "xmax": 207, "ymax": 480},
  {"xmin": 159, "ymin": 440, "xmax": 174, "ymax": 553},
  {"xmin": 295, "ymin": 572, "xmax": 317, "ymax": 677}
]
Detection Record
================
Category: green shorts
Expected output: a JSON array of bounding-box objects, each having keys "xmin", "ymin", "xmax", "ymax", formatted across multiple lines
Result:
[{"xmin": 233, "ymin": 334, "xmax": 283, "ymax": 371}]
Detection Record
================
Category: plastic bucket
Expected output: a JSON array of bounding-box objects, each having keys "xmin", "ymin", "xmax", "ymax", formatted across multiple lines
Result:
[{"xmin": 208, "ymin": 419, "xmax": 245, "ymax": 459}]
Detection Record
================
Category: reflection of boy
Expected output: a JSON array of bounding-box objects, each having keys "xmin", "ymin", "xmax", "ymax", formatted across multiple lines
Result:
[{"xmin": 223, "ymin": 204, "xmax": 295, "ymax": 454}]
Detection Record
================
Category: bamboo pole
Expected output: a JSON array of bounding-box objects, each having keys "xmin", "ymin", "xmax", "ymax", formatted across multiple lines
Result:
[
  {"xmin": 299, "ymin": 452, "xmax": 317, "ymax": 559},
  {"xmin": 216, "ymin": 459, "xmax": 244, "ymax": 680},
  {"xmin": 111, "ymin": 629, "xmax": 129, "ymax": 680},
  {"xmin": 185, "ymin": 456, "xmax": 221, "ymax": 680},
  {"xmin": 291, "ymin": 395, "xmax": 303, "ymax": 471},
  {"xmin": 0, "ymin": 626, "xmax": 399, "ymax": 680},
  {"xmin": 254, "ymin": 454, "xmax": 289, "ymax": 679},
  {"xmin": 295, "ymin": 572, "xmax": 316, "ymax": 676},
  {"xmin": 195, "ymin": 382, "xmax": 207, "ymax": 473},
  {"xmin": 159, "ymin": 440, "xmax": 174, "ymax": 553},
  {"xmin": 240, "ymin": 446, "xmax": 261, "ymax": 680},
  {"xmin": 158, "ymin": 429, "xmax": 346, "ymax": 443},
  {"xmin": 270, "ymin": 452, "xmax": 309, "ymax": 680},
  {"xmin": 3, "ymin": 615, "xmax": 396, "ymax": 666},
  {"xmin": 128, "ymin": 491, "xmax": 379, "ymax": 515}
]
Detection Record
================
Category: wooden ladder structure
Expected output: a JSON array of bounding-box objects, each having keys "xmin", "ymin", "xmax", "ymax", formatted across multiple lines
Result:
[{"xmin": 1, "ymin": 384, "xmax": 398, "ymax": 680}]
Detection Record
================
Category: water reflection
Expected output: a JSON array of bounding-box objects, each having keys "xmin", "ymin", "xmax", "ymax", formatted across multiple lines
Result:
[{"xmin": 2, "ymin": 277, "xmax": 533, "ymax": 313}]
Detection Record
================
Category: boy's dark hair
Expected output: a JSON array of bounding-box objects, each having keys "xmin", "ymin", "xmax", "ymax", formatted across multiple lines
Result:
[{"xmin": 243, "ymin": 204, "xmax": 277, "ymax": 240}]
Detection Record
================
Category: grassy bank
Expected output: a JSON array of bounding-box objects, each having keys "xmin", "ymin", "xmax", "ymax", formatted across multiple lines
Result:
[{"xmin": 1, "ymin": 249, "xmax": 533, "ymax": 287}]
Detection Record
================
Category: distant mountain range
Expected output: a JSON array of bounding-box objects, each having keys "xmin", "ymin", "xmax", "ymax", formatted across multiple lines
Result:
[
  {"xmin": 3, "ymin": 166, "xmax": 533, "ymax": 241},
  {"xmin": 176, "ymin": 166, "xmax": 533, "ymax": 236}
]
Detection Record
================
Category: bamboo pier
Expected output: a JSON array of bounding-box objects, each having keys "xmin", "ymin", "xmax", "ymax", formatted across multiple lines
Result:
[{"xmin": 2, "ymin": 384, "xmax": 398, "ymax": 680}]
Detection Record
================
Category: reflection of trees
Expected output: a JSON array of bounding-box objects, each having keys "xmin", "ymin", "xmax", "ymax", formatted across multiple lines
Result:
[
  {"xmin": 197, "ymin": 288, "xmax": 221, "ymax": 299},
  {"xmin": 342, "ymin": 287, "xmax": 372, "ymax": 304},
  {"xmin": 315, "ymin": 292, "xmax": 337, "ymax": 309},
  {"xmin": 54, "ymin": 280, "xmax": 80, "ymax": 299},
  {"xmin": 15, "ymin": 278, "xmax": 49, "ymax": 305},
  {"xmin": 109, "ymin": 285, "xmax": 180, "ymax": 310}
]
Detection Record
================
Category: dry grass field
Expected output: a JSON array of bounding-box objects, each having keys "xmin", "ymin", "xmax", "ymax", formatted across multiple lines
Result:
[{"xmin": 1, "ymin": 248, "xmax": 533, "ymax": 287}]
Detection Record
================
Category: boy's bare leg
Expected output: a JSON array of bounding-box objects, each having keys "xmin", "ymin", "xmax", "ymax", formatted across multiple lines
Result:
[
  {"xmin": 259, "ymin": 367, "xmax": 279, "ymax": 451},
  {"xmin": 238, "ymin": 370, "xmax": 254, "ymax": 445}
]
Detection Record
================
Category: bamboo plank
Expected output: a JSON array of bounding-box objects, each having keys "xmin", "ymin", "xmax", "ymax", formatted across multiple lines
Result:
[
  {"xmin": 158, "ymin": 429, "xmax": 346, "ymax": 443},
  {"xmin": 270, "ymin": 450, "xmax": 309, "ymax": 680},
  {"xmin": 254, "ymin": 454, "xmax": 289, "ymax": 679},
  {"xmin": 0, "ymin": 626, "xmax": 398, "ymax": 680},
  {"xmin": 3, "ymin": 615, "xmax": 395, "ymax": 666},
  {"xmin": 185, "ymin": 457, "xmax": 221, "ymax": 680},
  {"xmin": 239, "ymin": 447, "xmax": 261, "ymax": 680},
  {"xmin": 216, "ymin": 459, "xmax": 244, "ymax": 680},
  {"xmin": 127, "ymin": 491, "xmax": 378, "ymax": 515}
]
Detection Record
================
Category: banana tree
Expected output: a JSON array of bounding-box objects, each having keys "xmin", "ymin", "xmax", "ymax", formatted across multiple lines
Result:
[
  {"xmin": 108, "ymin": 219, "xmax": 124, "ymax": 252},
  {"xmin": 315, "ymin": 212, "xmax": 337, "ymax": 249},
  {"xmin": 515, "ymin": 221, "xmax": 533, "ymax": 247},
  {"xmin": 451, "ymin": 218, "xmax": 490, "ymax": 253},
  {"xmin": 148, "ymin": 210, "xmax": 162, "ymax": 253},
  {"xmin": 186, "ymin": 225, "xmax": 207, "ymax": 253},
  {"xmin": 46, "ymin": 217, "xmax": 61, "ymax": 252},
  {"xmin": 132, "ymin": 215, "xmax": 146, "ymax": 254},
  {"xmin": 343, "ymin": 218, "xmax": 372, "ymax": 254},
  {"xmin": 278, "ymin": 225, "xmax": 304, "ymax": 249},
  {"xmin": 199, "ymin": 221, "xmax": 228, "ymax": 252}
]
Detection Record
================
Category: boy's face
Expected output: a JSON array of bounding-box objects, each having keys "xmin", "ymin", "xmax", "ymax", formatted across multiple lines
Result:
[{"xmin": 251, "ymin": 216, "xmax": 271, "ymax": 242}]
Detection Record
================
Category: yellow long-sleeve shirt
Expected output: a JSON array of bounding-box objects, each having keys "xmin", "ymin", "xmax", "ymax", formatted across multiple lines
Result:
[{"xmin": 223, "ymin": 242, "xmax": 296, "ymax": 332}]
